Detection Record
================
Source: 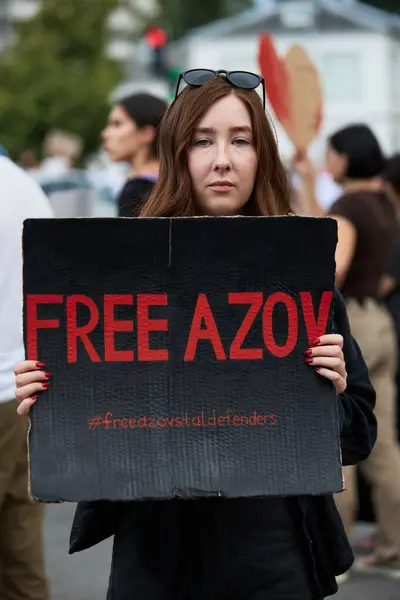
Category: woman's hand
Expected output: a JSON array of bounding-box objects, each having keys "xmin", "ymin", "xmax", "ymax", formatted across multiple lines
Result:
[
  {"xmin": 290, "ymin": 151, "xmax": 325, "ymax": 217},
  {"xmin": 291, "ymin": 150, "xmax": 317, "ymax": 186},
  {"xmin": 304, "ymin": 334, "xmax": 347, "ymax": 394},
  {"xmin": 14, "ymin": 360, "xmax": 51, "ymax": 416}
]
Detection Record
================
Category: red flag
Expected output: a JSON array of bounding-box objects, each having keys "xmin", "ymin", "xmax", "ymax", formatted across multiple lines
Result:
[{"xmin": 258, "ymin": 33, "xmax": 291, "ymax": 124}]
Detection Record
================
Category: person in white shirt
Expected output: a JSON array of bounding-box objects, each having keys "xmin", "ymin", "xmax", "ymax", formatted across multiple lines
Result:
[{"xmin": 0, "ymin": 156, "xmax": 52, "ymax": 600}]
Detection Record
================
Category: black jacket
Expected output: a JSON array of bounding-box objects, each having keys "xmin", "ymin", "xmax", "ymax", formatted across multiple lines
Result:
[
  {"xmin": 69, "ymin": 289, "xmax": 376, "ymax": 598},
  {"xmin": 117, "ymin": 177, "xmax": 155, "ymax": 217}
]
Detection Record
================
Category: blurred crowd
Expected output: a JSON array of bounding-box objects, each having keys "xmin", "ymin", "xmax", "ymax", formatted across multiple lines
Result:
[
  {"xmin": 1, "ymin": 85, "xmax": 400, "ymax": 597},
  {"xmin": 9, "ymin": 92, "xmax": 169, "ymax": 220},
  {"xmin": 292, "ymin": 129, "xmax": 400, "ymax": 582}
]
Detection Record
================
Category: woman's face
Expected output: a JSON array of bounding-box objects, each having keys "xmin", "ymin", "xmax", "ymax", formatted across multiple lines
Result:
[
  {"xmin": 326, "ymin": 145, "xmax": 348, "ymax": 183},
  {"xmin": 188, "ymin": 95, "xmax": 258, "ymax": 216},
  {"xmin": 102, "ymin": 105, "xmax": 141, "ymax": 163}
]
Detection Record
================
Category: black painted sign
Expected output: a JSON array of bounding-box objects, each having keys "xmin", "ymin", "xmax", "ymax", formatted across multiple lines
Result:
[{"xmin": 23, "ymin": 216, "xmax": 342, "ymax": 502}]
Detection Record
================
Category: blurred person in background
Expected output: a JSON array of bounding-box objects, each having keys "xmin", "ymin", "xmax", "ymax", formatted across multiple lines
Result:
[
  {"xmin": 34, "ymin": 130, "xmax": 98, "ymax": 218},
  {"xmin": 294, "ymin": 125, "xmax": 400, "ymax": 579},
  {"xmin": 36, "ymin": 129, "xmax": 83, "ymax": 177},
  {"xmin": 379, "ymin": 154, "xmax": 400, "ymax": 439},
  {"xmin": 102, "ymin": 92, "xmax": 167, "ymax": 217},
  {"xmin": 0, "ymin": 154, "xmax": 52, "ymax": 600},
  {"xmin": 18, "ymin": 149, "xmax": 40, "ymax": 174}
]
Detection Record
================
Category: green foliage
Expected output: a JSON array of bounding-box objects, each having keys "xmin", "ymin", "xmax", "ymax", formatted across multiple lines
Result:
[
  {"xmin": 0, "ymin": 0, "xmax": 123, "ymax": 162},
  {"xmin": 362, "ymin": 0, "xmax": 399, "ymax": 11}
]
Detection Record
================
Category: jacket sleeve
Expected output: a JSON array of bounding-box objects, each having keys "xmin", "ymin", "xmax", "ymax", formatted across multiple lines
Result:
[
  {"xmin": 69, "ymin": 500, "xmax": 126, "ymax": 554},
  {"xmin": 333, "ymin": 289, "xmax": 377, "ymax": 466}
]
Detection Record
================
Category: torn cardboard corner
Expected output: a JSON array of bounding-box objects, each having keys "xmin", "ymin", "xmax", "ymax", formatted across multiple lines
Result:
[{"xmin": 22, "ymin": 216, "xmax": 343, "ymax": 503}]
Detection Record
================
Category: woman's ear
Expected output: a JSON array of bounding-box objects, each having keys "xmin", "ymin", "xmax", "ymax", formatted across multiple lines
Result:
[
  {"xmin": 338, "ymin": 153, "xmax": 349, "ymax": 179},
  {"xmin": 139, "ymin": 125, "xmax": 156, "ymax": 147}
]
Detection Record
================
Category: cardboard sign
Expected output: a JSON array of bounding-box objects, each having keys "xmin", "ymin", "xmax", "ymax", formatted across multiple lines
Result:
[
  {"xmin": 258, "ymin": 34, "xmax": 323, "ymax": 152},
  {"xmin": 23, "ymin": 216, "xmax": 342, "ymax": 503}
]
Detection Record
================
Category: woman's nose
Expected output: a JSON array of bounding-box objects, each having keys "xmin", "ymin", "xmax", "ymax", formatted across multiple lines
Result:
[{"xmin": 213, "ymin": 144, "xmax": 231, "ymax": 171}]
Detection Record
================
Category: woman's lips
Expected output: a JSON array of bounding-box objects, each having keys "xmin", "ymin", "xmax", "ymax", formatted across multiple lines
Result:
[{"xmin": 209, "ymin": 182, "xmax": 235, "ymax": 192}]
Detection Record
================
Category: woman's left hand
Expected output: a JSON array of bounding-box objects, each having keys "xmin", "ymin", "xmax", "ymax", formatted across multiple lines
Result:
[{"xmin": 304, "ymin": 334, "xmax": 347, "ymax": 394}]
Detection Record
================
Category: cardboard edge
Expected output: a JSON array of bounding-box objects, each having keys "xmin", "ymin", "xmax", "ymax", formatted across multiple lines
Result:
[
  {"xmin": 27, "ymin": 416, "xmax": 38, "ymax": 503},
  {"xmin": 23, "ymin": 220, "xmax": 64, "ymax": 505},
  {"xmin": 340, "ymin": 447, "xmax": 346, "ymax": 492},
  {"xmin": 27, "ymin": 416, "xmax": 64, "ymax": 505},
  {"xmin": 328, "ymin": 236, "xmax": 343, "ymax": 493},
  {"xmin": 25, "ymin": 215, "xmax": 342, "ymax": 501},
  {"xmin": 330, "ymin": 283, "xmax": 344, "ymax": 494}
]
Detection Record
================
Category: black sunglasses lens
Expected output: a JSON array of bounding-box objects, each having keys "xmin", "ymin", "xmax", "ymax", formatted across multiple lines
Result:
[
  {"xmin": 229, "ymin": 71, "xmax": 260, "ymax": 89},
  {"xmin": 183, "ymin": 69, "xmax": 216, "ymax": 86}
]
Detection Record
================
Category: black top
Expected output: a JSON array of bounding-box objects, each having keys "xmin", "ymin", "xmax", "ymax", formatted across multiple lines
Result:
[
  {"xmin": 330, "ymin": 191, "xmax": 399, "ymax": 301},
  {"xmin": 117, "ymin": 177, "xmax": 156, "ymax": 217}
]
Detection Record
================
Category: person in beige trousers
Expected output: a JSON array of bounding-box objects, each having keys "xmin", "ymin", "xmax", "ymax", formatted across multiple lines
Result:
[
  {"xmin": 293, "ymin": 124, "xmax": 400, "ymax": 578},
  {"xmin": 337, "ymin": 299, "xmax": 400, "ymax": 575}
]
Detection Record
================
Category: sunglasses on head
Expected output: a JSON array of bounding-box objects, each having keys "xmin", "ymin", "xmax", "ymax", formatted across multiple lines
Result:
[{"xmin": 174, "ymin": 69, "xmax": 265, "ymax": 107}]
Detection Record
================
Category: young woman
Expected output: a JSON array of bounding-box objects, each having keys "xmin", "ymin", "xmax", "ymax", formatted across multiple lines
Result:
[
  {"xmin": 102, "ymin": 92, "xmax": 167, "ymax": 217},
  {"xmin": 14, "ymin": 71, "xmax": 376, "ymax": 600}
]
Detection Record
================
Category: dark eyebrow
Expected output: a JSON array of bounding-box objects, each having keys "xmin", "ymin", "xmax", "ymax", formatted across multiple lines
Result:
[
  {"xmin": 194, "ymin": 127, "xmax": 216, "ymax": 134},
  {"xmin": 230, "ymin": 126, "xmax": 252, "ymax": 134},
  {"xmin": 194, "ymin": 126, "xmax": 252, "ymax": 134}
]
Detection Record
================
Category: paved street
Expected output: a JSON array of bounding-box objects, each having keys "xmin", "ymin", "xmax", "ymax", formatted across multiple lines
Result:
[{"xmin": 44, "ymin": 503, "xmax": 400, "ymax": 599}]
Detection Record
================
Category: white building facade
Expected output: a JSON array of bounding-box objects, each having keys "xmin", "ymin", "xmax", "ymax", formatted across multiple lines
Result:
[{"xmin": 176, "ymin": 0, "xmax": 400, "ymax": 162}]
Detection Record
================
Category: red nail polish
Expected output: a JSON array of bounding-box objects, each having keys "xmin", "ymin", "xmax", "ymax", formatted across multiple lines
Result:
[
  {"xmin": 36, "ymin": 361, "xmax": 45, "ymax": 368},
  {"xmin": 31, "ymin": 395, "xmax": 38, "ymax": 400},
  {"xmin": 44, "ymin": 372, "xmax": 52, "ymax": 379},
  {"xmin": 304, "ymin": 349, "xmax": 312, "ymax": 356},
  {"xmin": 315, "ymin": 367, "xmax": 321, "ymax": 372},
  {"xmin": 42, "ymin": 382, "xmax": 50, "ymax": 389},
  {"xmin": 305, "ymin": 358, "xmax": 313, "ymax": 364},
  {"xmin": 313, "ymin": 338, "xmax": 321, "ymax": 346}
]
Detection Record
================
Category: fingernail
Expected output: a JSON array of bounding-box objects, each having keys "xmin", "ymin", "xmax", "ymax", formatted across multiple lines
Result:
[
  {"xmin": 44, "ymin": 372, "xmax": 52, "ymax": 379},
  {"xmin": 305, "ymin": 357, "xmax": 313, "ymax": 364},
  {"xmin": 42, "ymin": 382, "xmax": 50, "ymax": 389},
  {"xmin": 31, "ymin": 395, "xmax": 38, "ymax": 400},
  {"xmin": 304, "ymin": 349, "xmax": 312, "ymax": 356},
  {"xmin": 315, "ymin": 367, "xmax": 321, "ymax": 372},
  {"xmin": 313, "ymin": 338, "xmax": 321, "ymax": 346},
  {"xmin": 36, "ymin": 361, "xmax": 45, "ymax": 368}
]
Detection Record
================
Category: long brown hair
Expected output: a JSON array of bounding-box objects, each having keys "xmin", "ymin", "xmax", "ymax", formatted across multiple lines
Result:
[{"xmin": 139, "ymin": 77, "xmax": 291, "ymax": 217}]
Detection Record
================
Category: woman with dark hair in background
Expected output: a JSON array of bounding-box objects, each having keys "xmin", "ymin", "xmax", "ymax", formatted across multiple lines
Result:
[
  {"xmin": 294, "ymin": 125, "xmax": 400, "ymax": 578},
  {"xmin": 102, "ymin": 92, "xmax": 167, "ymax": 217}
]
